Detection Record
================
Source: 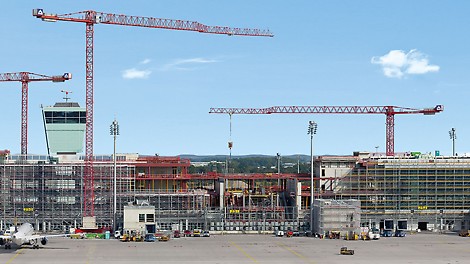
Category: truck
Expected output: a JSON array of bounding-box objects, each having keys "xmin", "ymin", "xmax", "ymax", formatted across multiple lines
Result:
[{"xmin": 368, "ymin": 228, "xmax": 380, "ymax": 240}]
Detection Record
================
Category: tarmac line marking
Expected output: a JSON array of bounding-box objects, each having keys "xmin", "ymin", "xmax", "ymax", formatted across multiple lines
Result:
[
  {"xmin": 230, "ymin": 241, "xmax": 258, "ymax": 263},
  {"xmin": 86, "ymin": 243, "xmax": 96, "ymax": 264},
  {"xmin": 5, "ymin": 248, "xmax": 24, "ymax": 264},
  {"xmin": 277, "ymin": 242, "xmax": 315, "ymax": 264}
]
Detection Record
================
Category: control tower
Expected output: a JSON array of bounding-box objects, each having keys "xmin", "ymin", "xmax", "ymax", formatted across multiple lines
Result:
[{"xmin": 42, "ymin": 91, "xmax": 85, "ymax": 155}]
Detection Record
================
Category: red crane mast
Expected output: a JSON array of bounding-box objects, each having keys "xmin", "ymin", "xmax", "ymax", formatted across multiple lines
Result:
[
  {"xmin": 209, "ymin": 105, "xmax": 444, "ymax": 156},
  {"xmin": 0, "ymin": 72, "xmax": 71, "ymax": 155},
  {"xmin": 33, "ymin": 9, "xmax": 273, "ymax": 217}
]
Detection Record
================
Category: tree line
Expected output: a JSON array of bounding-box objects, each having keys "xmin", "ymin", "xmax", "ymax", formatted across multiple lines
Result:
[{"xmin": 187, "ymin": 156, "xmax": 311, "ymax": 174}]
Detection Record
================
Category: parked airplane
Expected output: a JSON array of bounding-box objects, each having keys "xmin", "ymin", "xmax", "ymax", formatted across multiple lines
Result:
[{"xmin": 0, "ymin": 223, "xmax": 68, "ymax": 249}]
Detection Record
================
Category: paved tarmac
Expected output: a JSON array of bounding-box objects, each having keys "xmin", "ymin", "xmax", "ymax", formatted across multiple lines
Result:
[{"xmin": 0, "ymin": 232, "xmax": 469, "ymax": 264}]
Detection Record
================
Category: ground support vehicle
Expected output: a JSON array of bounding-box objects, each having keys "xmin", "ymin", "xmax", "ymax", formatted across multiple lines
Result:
[
  {"xmin": 382, "ymin": 230, "xmax": 393, "ymax": 237},
  {"xmin": 369, "ymin": 229, "xmax": 380, "ymax": 240},
  {"xmin": 394, "ymin": 230, "xmax": 406, "ymax": 237},
  {"xmin": 144, "ymin": 234, "xmax": 156, "ymax": 242},
  {"xmin": 459, "ymin": 230, "xmax": 470, "ymax": 237},
  {"xmin": 328, "ymin": 231, "xmax": 341, "ymax": 239},
  {"xmin": 133, "ymin": 234, "xmax": 143, "ymax": 242},
  {"xmin": 193, "ymin": 229, "xmax": 201, "ymax": 237},
  {"xmin": 120, "ymin": 234, "xmax": 130, "ymax": 242},
  {"xmin": 158, "ymin": 235, "xmax": 170, "ymax": 242},
  {"xmin": 340, "ymin": 247, "xmax": 355, "ymax": 255}
]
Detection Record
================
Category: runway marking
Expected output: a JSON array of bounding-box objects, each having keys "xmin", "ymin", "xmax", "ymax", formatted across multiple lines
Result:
[
  {"xmin": 230, "ymin": 241, "xmax": 258, "ymax": 263},
  {"xmin": 5, "ymin": 248, "xmax": 24, "ymax": 264},
  {"xmin": 277, "ymin": 242, "xmax": 315, "ymax": 264},
  {"xmin": 86, "ymin": 243, "xmax": 96, "ymax": 264}
]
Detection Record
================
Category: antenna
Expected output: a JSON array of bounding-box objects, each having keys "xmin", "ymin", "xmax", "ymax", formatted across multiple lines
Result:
[{"xmin": 61, "ymin": 90, "xmax": 72, "ymax": 102}]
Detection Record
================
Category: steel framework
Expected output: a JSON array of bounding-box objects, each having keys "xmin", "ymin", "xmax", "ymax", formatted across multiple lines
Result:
[
  {"xmin": 0, "ymin": 72, "xmax": 71, "ymax": 155},
  {"xmin": 33, "ymin": 9, "xmax": 272, "ymax": 217},
  {"xmin": 209, "ymin": 105, "xmax": 444, "ymax": 156}
]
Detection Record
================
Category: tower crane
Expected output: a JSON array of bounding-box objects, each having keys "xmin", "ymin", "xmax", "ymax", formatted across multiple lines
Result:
[
  {"xmin": 33, "ymin": 9, "xmax": 273, "ymax": 218},
  {"xmin": 0, "ymin": 72, "xmax": 71, "ymax": 155},
  {"xmin": 209, "ymin": 105, "xmax": 444, "ymax": 156}
]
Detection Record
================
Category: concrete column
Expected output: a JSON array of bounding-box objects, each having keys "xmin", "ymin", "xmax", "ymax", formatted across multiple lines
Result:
[
  {"xmin": 219, "ymin": 180, "xmax": 224, "ymax": 209},
  {"xmin": 296, "ymin": 182, "xmax": 302, "ymax": 220}
]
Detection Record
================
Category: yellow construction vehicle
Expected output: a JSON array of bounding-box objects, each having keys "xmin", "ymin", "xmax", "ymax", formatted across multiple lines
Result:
[
  {"xmin": 158, "ymin": 235, "xmax": 170, "ymax": 242},
  {"xmin": 340, "ymin": 247, "xmax": 355, "ymax": 255},
  {"xmin": 120, "ymin": 234, "xmax": 129, "ymax": 242},
  {"xmin": 344, "ymin": 231, "xmax": 359, "ymax": 240},
  {"xmin": 459, "ymin": 230, "xmax": 470, "ymax": 237},
  {"xmin": 134, "ymin": 235, "xmax": 144, "ymax": 242}
]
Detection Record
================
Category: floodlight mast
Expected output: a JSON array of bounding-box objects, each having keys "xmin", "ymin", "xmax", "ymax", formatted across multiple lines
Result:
[
  {"xmin": 449, "ymin": 128, "xmax": 457, "ymax": 156},
  {"xmin": 307, "ymin": 121, "xmax": 318, "ymax": 234}
]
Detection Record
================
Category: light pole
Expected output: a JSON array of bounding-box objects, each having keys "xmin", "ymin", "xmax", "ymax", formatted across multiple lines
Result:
[
  {"xmin": 449, "ymin": 128, "xmax": 456, "ymax": 156},
  {"xmin": 276, "ymin": 153, "xmax": 281, "ymax": 207},
  {"xmin": 308, "ymin": 121, "xmax": 318, "ymax": 234},
  {"xmin": 110, "ymin": 119, "xmax": 119, "ymax": 231}
]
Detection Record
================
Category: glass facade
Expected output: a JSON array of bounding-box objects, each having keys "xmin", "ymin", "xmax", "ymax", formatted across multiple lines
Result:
[
  {"xmin": 42, "ymin": 103, "xmax": 86, "ymax": 154},
  {"xmin": 44, "ymin": 111, "xmax": 86, "ymax": 124}
]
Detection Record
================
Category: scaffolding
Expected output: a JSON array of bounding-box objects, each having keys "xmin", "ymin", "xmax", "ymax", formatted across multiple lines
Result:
[
  {"xmin": 330, "ymin": 156, "xmax": 470, "ymax": 230},
  {"xmin": 312, "ymin": 199, "xmax": 361, "ymax": 236},
  {"xmin": 0, "ymin": 160, "xmax": 134, "ymax": 231},
  {"xmin": 11, "ymin": 153, "xmax": 470, "ymax": 233}
]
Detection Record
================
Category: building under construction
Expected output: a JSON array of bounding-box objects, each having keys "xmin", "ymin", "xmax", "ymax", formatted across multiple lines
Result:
[
  {"xmin": 2, "ymin": 150, "xmax": 470, "ymax": 233},
  {"xmin": 0, "ymin": 153, "xmax": 306, "ymax": 233},
  {"xmin": 1, "ymin": 101, "xmax": 469, "ymax": 233},
  {"xmin": 316, "ymin": 152, "xmax": 470, "ymax": 232},
  {"xmin": 0, "ymin": 101, "xmax": 307, "ymax": 232}
]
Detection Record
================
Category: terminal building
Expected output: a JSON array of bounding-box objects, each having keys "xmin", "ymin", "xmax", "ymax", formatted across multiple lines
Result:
[
  {"xmin": 2, "ymin": 150, "xmax": 470, "ymax": 233},
  {"xmin": 315, "ymin": 152, "xmax": 470, "ymax": 231},
  {"xmin": 1, "ymin": 101, "xmax": 470, "ymax": 233}
]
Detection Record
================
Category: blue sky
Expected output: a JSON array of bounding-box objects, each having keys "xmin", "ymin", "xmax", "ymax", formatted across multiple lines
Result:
[{"xmin": 1, "ymin": 1, "xmax": 469, "ymax": 157}]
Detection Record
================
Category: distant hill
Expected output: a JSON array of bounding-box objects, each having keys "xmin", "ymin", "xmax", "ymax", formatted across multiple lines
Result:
[{"xmin": 179, "ymin": 154, "xmax": 311, "ymax": 162}]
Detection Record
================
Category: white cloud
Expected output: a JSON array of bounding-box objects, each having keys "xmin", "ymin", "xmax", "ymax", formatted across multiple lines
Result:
[
  {"xmin": 122, "ymin": 68, "xmax": 151, "ymax": 79},
  {"xmin": 140, "ymin": 59, "xmax": 151, "ymax": 65},
  {"xmin": 161, "ymin": 57, "xmax": 218, "ymax": 71},
  {"xmin": 371, "ymin": 49, "xmax": 439, "ymax": 78}
]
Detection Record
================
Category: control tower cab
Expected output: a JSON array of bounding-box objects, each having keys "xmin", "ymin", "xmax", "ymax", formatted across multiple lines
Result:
[{"xmin": 42, "ymin": 102, "xmax": 86, "ymax": 156}]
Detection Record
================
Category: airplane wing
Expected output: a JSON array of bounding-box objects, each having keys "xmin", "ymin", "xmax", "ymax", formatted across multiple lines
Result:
[{"xmin": 29, "ymin": 234, "xmax": 69, "ymax": 240}]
